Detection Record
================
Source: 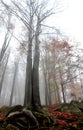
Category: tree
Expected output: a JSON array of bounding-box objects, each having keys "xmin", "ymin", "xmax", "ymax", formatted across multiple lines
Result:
[
  {"xmin": 1, "ymin": 0, "xmax": 55, "ymax": 107},
  {"xmin": 0, "ymin": 9, "xmax": 13, "ymax": 63},
  {"xmin": 9, "ymin": 59, "xmax": 19, "ymax": 106},
  {"xmin": 42, "ymin": 38, "xmax": 83, "ymax": 103},
  {"xmin": 32, "ymin": 2, "xmax": 53, "ymax": 106},
  {"xmin": 0, "ymin": 51, "xmax": 10, "ymax": 96},
  {"xmin": 0, "ymin": 8, "xmax": 14, "ymax": 101}
]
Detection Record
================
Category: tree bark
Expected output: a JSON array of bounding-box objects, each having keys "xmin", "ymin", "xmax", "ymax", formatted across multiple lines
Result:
[
  {"xmin": 0, "ymin": 52, "xmax": 10, "ymax": 96},
  {"xmin": 24, "ymin": 30, "xmax": 33, "ymax": 106},
  {"xmin": 32, "ymin": 19, "xmax": 41, "ymax": 106},
  {"xmin": 9, "ymin": 60, "xmax": 19, "ymax": 106}
]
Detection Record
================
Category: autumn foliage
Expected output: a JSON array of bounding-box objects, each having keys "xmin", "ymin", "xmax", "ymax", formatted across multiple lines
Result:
[
  {"xmin": 47, "ymin": 104, "xmax": 83, "ymax": 130},
  {"xmin": 0, "ymin": 104, "xmax": 83, "ymax": 130}
]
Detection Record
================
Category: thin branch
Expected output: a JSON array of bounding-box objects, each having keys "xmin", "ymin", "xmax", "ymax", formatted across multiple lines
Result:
[{"xmin": 63, "ymin": 72, "xmax": 83, "ymax": 85}]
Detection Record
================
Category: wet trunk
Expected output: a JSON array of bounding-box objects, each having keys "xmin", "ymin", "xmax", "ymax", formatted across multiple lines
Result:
[
  {"xmin": 32, "ymin": 20, "xmax": 41, "ymax": 105},
  {"xmin": 24, "ymin": 37, "xmax": 33, "ymax": 106},
  {"xmin": 24, "ymin": 17, "xmax": 33, "ymax": 106}
]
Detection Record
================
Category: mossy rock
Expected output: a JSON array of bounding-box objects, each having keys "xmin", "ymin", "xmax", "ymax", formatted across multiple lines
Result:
[
  {"xmin": 61, "ymin": 103, "xmax": 70, "ymax": 112},
  {"xmin": 61, "ymin": 101, "xmax": 81, "ymax": 113}
]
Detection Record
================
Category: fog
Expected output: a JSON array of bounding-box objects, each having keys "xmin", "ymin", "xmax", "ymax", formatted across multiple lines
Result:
[{"xmin": 0, "ymin": 0, "xmax": 83, "ymax": 107}]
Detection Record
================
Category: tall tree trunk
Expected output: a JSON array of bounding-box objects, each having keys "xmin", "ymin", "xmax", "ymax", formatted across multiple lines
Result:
[
  {"xmin": 0, "ymin": 52, "xmax": 10, "ymax": 96},
  {"xmin": 9, "ymin": 60, "xmax": 19, "ymax": 106},
  {"xmin": 0, "ymin": 30, "xmax": 12, "ymax": 63},
  {"xmin": 53, "ymin": 53, "xmax": 61, "ymax": 104},
  {"xmin": 32, "ymin": 20, "xmax": 41, "ymax": 106},
  {"xmin": 24, "ymin": 37, "xmax": 33, "ymax": 106},
  {"xmin": 42, "ymin": 58, "xmax": 49, "ymax": 105},
  {"xmin": 45, "ymin": 52, "xmax": 52, "ymax": 105},
  {"xmin": 58, "ymin": 63, "xmax": 66, "ymax": 103},
  {"xmin": 24, "ymin": 16, "xmax": 33, "ymax": 106}
]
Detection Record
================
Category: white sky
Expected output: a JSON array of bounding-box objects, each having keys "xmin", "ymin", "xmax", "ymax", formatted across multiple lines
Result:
[{"xmin": 47, "ymin": 0, "xmax": 83, "ymax": 46}]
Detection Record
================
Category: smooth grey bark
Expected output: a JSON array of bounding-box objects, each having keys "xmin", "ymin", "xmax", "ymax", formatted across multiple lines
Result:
[
  {"xmin": 9, "ymin": 60, "xmax": 19, "ymax": 106},
  {"xmin": 41, "ymin": 57, "xmax": 49, "ymax": 105},
  {"xmin": 45, "ymin": 52, "xmax": 52, "ymax": 105},
  {"xmin": 24, "ymin": 35, "xmax": 33, "ymax": 106},
  {"xmin": 0, "ymin": 51, "xmax": 10, "ymax": 96},
  {"xmin": 24, "ymin": 13, "xmax": 33, "ymax": 106},
  {"xmin": 32, "ymin": 17, "xmax": 41, "ymax": 105}
]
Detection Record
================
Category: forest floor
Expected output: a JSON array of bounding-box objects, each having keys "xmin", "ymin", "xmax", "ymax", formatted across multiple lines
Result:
[
  {"xmin": 0, "ymin": 101, "xmax": 83, "ymax": 129},
  {"xmin": 46, "ymin": 103, "xmax": 83, "ymax": 130}
]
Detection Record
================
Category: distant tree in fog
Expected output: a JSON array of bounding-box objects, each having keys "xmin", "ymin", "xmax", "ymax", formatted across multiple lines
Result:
[
  {"xmin": 0, "ymin": 51, "xmax": 10, "ymax": 96},
  {"xmin": 0, "ymin": 11, "xmax": 13, "ymax": 63},
  {"xmin": 41, "ymin": 38, "xmax": 83, "ymax": 104},
  {"xmin": 9, "ymin": 58, "xmax": 19, "ymax": 106}
]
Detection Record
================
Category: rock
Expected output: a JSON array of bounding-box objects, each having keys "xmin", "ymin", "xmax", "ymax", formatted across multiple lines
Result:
[{"xmin": 61, "ymin": 101, "xmax": 81, "ymax": 113}]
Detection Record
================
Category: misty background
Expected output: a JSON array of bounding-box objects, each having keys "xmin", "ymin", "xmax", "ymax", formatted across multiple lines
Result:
[{"xmin": 0, "ymin": 0, "xmax": 83, "ymax": 107}]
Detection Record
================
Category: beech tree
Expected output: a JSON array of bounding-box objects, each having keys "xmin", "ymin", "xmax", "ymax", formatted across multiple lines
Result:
[
  {"xmin": 0, "ymin": 8, "xmax": 13, "ymax": 63},
  {"xmin": 1, "ymin": 0, "xmax": 56, "ymax": 107},
  {"xmin": 9, "ymin": 59, "xmax": 19, "ymax": 106},
  {"xmin": 0, "ymin": 8, "xmax": 14, "ymax": 100},
  {"xmin": 0, "ymin": 51, "xmax": 10, "ymax": 96},
  {"xmin": 41, "ymin": 38, "xmax": 83, "ymax": 104}
]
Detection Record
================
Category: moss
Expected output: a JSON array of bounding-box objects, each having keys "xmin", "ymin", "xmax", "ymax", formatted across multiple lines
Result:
[
  {"xmin": 61, "ymin": 103, "xmax": 71, "ymax": 112},
  {"xmin": 78, "ymin": 118, "xmax": 83, "ymax": 127},
  {"xmin": 26, "ymin": 104, "xmax": 34, "ymax": 111},
  {"xmin": 61, "ymin": 102, "xmax": 82, "ymax": 113},
  {"xmin": 6, "ymin": 124, "xmax": 18, "ymax": 130},
  {"xmin": 73, "ymin": 112, "xmax": 83, "ymax": 117},
  {"xmin": 0, "ymin": 106, "xmax": 9, "ymax": 116}
]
